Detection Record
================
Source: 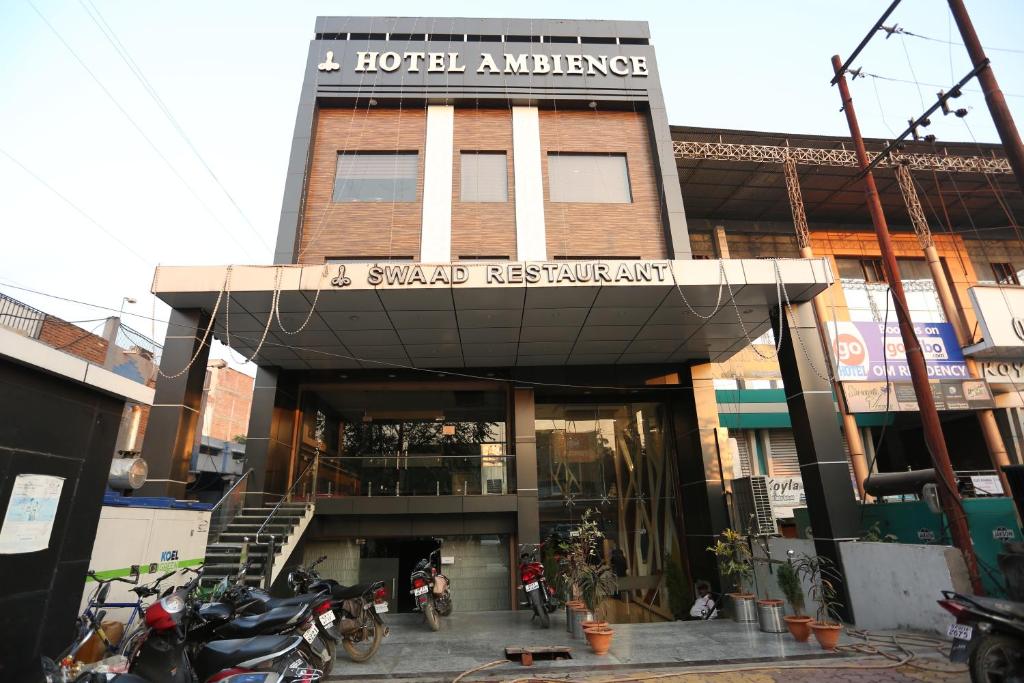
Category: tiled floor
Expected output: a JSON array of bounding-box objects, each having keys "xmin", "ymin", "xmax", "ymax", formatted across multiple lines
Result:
[{"xmin": 326, "ymin": 609, "xmax": 851, "ymax": 680}]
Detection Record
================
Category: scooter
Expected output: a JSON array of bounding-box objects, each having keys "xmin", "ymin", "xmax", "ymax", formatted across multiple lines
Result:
[
  {"xmin": 518, "ymin": 547, "xmax": 558, "ymax": 629},
  {"xmin": 409, "ymin": 538, "xmax": 452, "ymax": 631},
  {"xmin": 938, "ymin": 590, "xmax": 1024, "ymax": 682}
]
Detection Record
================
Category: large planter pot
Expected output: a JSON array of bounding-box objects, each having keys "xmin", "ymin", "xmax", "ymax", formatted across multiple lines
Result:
[
  {"xmin": 570, "ymin": 606, "xmax": 593, "ymax": 640},
  {"xmin": 756, "ymin": 599, "xmax": 786, "ymax": 633},
  {"xmin": 581, "ymin": 620, "xmax": 608, "ymax": 633},
  {"xmin": 585, "ymin": 627, "xmax": 614, "ymax": 656},
  {"xmin": 564, "ymin": 601, "xmax": 584, "ymax": 633},
  {"xmin": 784, "ymin": 615, "xmax": 813, "ymax": 642},
  {"xmin": 730, "ymin": 593, "xmax": 757, "ymax": 623},
  {"xmin": 811, "ymin": 621, "xmax": 843, "ymax": 650}
]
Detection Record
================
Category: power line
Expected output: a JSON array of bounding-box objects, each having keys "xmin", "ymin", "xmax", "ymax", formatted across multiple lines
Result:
[
  {"xmin": 76, "ymin": 0, "xmax": 271, "ymax": 253},
  {"xmin": 0, "ymin": 146, "xmax": 152, "ymax": 266},
  {"xmin": 23, "ymin": 0, "xmax": 259, "ymax": 260},
  {"xmin": 865, "ymin": 72, "xmax": 1024, "ymax": 100},
  {"xmin": 881, "ymin": 24, "xmax": 1024, "ymax": 56}
]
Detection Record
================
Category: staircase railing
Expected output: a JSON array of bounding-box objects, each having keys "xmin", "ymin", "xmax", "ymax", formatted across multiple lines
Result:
[
  {"xmin": 208, "ymin": 468, "xmax": 253, "ymax": 543},
  {"xmin": 255, "ymin": 458, "xmax": 318, "ymax": 588}
]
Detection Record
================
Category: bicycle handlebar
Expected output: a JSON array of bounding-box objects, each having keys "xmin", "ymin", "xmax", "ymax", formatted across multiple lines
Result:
[{"xmin": 87, "ymin": 569, "xmax": 140, "ymax": 586}]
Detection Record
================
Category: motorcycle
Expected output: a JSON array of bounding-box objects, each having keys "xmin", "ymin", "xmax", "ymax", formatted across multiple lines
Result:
[
  {"xmin": 518, "ymin": 547, "xmax": 557, "ymax": 629},
  {"xmin": 127, "ymin": 568, "xmax": 326, "ymax": 682},
  {"xmin": 286, "ymin": 555, "xmax": 389, "ymax": 663},
  {"xmin": 938, "ymin": 590, "xmax": 1024, "ymax": 682},
  {"xmin": 409, "ymin": 538, "xmax": 452, "ymax": 631}
]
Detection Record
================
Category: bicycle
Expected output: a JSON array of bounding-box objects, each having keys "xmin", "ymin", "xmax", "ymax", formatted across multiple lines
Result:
[{"xmin": 81, "ymin": 567, "xmax": 179, "ymax": 658}]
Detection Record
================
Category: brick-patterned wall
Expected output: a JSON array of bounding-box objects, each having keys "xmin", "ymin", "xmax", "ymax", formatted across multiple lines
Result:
[
  {"xmin": 723, "ymin": 232, "xmax": 799, "ymax": 259},
  {"xmin": 38, "ymin": 317, "xmax": 108, "ymax": 365},
  {"xmin": 539, "ymin": 110, "xmax": 666, "ymax": 260},
  {"xmin": 203, "ymin": 367, "xmax": 255, "ymax": 442},
  {"xmin": 965, "ymin": 239, "xmax": 1024, "ymax": 284},
  {"xmin": 452, "ymin": 107, "xmax": 517, "ymax": 259},
  {"xmin": 297, "ymin": 107, "xmax": 427, "ymax": 263}
]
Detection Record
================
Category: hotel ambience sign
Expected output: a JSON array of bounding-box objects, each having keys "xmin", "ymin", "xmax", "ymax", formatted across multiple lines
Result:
[
  {"xmin": 331, "ymin": 261, "xmax": 671, "ymax": 287},
  {"xmin": 318, "ymin": 50, "xmax": 649, "ymax": 77}
]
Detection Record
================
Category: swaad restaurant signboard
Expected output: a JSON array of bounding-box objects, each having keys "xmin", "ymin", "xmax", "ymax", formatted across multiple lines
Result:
[{"xmin": 828, "ymin": 321, "xmax": 968, "ymax": 381}]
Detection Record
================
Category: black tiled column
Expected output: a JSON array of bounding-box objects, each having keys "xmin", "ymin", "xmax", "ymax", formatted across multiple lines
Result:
[
  {"xmin": 772, "ymin": 301, "xmax": 859, "ymax": 622},
  {"xmin": 139, "ymin": 309, "xmax": 211, "ymax": 497},
  {"xmin": 244, "ymin": 367, "xmax": 299, "ymax": 498},
  {"xmin": 670, "ymin": 364, "xmax": 730, "ymax": 590},
  {"xmin": 513, "ymin": 388, "xmax": 540, "ymax": 551}
]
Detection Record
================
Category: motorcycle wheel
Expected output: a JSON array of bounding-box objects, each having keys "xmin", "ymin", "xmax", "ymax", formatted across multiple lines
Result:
[
  {"xmin": 423, "ymin": 601, "xmax": 441, "ymax": 631},
  {"xmin": 342, "ymin": 613, "xmax": 383, "ymax": 663},
  {"xmin": 529, "ymin": 589, "xmax": 550, "ymax": 629},
  {"xmin": 437, "ymin": 591, "xmax": 453, "ymax": 617},
  {"xmin": 970, "ymin": 634, "xmax": 1023, "ymax": 683},
  {"xmin": 301, "ymin": 636, "xmax": 335, "ymax": 677},
  {"xmin": 119, "ymin": 626, "xmax": 147, "ymax": 664}
]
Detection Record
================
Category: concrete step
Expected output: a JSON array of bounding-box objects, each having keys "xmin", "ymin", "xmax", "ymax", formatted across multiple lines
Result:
[{"xmin": 223, "ymin": 524, "xmax": 295, "ymax": 535}]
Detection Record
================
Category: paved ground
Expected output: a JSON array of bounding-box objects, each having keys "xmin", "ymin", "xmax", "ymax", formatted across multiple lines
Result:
[{"xmin": 323, "ymin": 610, "xmax": 968, "ymax": 681}]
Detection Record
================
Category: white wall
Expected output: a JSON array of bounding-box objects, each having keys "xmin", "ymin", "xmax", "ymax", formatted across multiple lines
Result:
[
  {"xmin": 751, "ymin": 537, "xmax": 822, "ymax": 620},
  {"xmin": 840, "ymin": 541, "xmax": 970, "ymax": 634}
]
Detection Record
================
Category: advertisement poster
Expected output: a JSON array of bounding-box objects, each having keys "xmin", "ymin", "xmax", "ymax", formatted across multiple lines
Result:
[
  {"xmin": 0, "ymin": 474, "xmax": 64, "ymax": 554},
  {"xmin": 842, "ymin": 380, "xmax": 994, "ymax": 413},
  {"xmin": 828, "ymin": 321, "xmax": 969, "ymax": 382}
]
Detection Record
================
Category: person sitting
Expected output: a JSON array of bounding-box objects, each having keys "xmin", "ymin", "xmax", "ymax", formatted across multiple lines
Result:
[{"xmin": 688, "ymin": 580, "xmax": 718, "ymax": 619}]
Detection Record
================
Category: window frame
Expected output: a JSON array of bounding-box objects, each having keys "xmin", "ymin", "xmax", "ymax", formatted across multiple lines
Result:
[
  {"xmin": 332, "ymin": 150, "xmax": 419, "ymax": 203},
  {"xmin": 546, "ymin": 152, "xmax": 633, "ymax": 204},
  {"xmin": 459, "ymin": 150, "xmax": 509, "ymax": 203},
  {"xmin": 991, "ymin": 262, "xmax": 1020, "ymax": 286}
]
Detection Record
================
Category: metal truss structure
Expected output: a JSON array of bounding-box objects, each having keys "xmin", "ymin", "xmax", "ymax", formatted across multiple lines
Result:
[
  {"xmin": 894, "ymin": 164, "xmax": 934, "ymax": 248},
  {"xmin": 673, "ymin": 140, "xmax": 1013, "ymax": 174}
]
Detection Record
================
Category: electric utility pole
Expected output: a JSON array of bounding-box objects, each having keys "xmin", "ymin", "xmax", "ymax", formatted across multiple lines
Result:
[
  {"xmin": 831, "ymin": 55, "xmax": 985, "ymax": 595},
  {"xmin": 948, "ymin": 0, "xmax": 1024, "ymax": 196}
]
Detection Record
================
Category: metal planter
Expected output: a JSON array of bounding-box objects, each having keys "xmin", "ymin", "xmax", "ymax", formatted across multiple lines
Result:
[
  {"xmin": 731, "ymin": 595, "xmax": 757, "ymax": 623},
  {"xmin": 757, "ymin": 600, "xmax": 786, "ymax": 633}
]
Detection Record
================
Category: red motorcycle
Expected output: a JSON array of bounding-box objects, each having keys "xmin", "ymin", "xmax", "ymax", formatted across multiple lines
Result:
[{"xmin": 518, "ymin": 547, "xmax": 557, "ymax": 629}]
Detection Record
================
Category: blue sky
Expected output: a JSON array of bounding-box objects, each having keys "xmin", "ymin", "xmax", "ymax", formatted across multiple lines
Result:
[{"xmin": 1, "ymin": 0, "xmax": 1022, "ymax": 372}]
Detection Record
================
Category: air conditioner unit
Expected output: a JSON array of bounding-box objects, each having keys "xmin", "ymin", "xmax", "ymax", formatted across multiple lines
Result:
[{"xmin": 732, "ymin": 476, "xmax": 779, "ymax": 536}]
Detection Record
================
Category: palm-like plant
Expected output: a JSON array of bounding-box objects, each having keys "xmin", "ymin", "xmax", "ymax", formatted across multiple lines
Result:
[
  {"xmin": 791, "ymin": 553, "xmax": 843, "ymax": 625},
  {"xmin": 559, "ymin": 508, "xmax": 618, "ymax": 616}
]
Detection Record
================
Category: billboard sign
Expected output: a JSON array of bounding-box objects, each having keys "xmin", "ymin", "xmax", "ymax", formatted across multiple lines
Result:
[{"xmin": 829, "ymin": 321, "xmax": 969, "ymax": 382}]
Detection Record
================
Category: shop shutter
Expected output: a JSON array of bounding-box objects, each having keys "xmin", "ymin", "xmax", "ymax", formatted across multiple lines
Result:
[{"xmin": 766, "ymin": 429, "xmax": 800, "ymax": 477}]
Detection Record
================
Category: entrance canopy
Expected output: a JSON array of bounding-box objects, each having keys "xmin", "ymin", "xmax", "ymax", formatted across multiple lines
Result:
[{"xmin": 151, "ymin": 259, "xmax": 831, "ymax": 370}]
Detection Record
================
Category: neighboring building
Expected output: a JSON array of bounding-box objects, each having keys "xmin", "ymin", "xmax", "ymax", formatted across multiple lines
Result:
[
  {"xmin": 190, "ymin": 364, "xmax": 254, "ymax": 501},
  {"xmin": 674, "ymin": 127, "xmax": 1024, "ymax": 515},
  {"xmin": 143, "ymin": 17, "xmax": 905, "ymax": 620}
]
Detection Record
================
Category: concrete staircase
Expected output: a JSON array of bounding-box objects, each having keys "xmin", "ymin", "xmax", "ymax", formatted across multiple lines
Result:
[{"xmin": 201, "ymin": 502, "xmax": 313, "ymax": 588}]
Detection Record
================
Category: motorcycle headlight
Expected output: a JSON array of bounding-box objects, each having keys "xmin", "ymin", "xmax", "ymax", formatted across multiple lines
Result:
[{"xmin": 162, "ymin": 594, "xmax": 186, "ymax": 614}]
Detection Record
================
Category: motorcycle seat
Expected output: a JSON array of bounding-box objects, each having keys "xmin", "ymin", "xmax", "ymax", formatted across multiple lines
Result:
[
  {"xmin": 218, "ymin": 604, "xmax": 309, "ymax": 637},
  {"xmin": 259, "ymin": 592, "xmax": 326, "ymax": 611},
  {"xmin": 330, "ymin": 582, "xmax": 374, "ymax": 600},
  {"xmin": 194, "ymin": 635, "xmax": 301, "ymax": 676},
  {"xmin": 966, "ymin": 594, "xmax": 1024, "ymax": 620}
]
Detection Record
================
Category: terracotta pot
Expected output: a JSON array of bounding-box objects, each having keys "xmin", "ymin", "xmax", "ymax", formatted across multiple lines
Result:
[
  {"xmin": 581, "ymin": 620, "xmax": 608, "ymax": 632},
  {"xmin": 784, "ymin": 615, "xmax": 813, "ymax": 642},
  {"xmin": 810, "ymin": 621, "xmax": 842, "ymax": 650},
  {"xmin": 585, "ymin": 627, "xmax": 614, "ymax": 656},
  {"xmin": 757, "ymin": 599, "xmax": 783, "ymax": 606}
]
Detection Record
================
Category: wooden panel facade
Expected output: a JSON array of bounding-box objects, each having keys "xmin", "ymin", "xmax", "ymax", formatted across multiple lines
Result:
[
  {"xmin": 539, "ymin": 110, "xmax": 666, "ymax": 260},
  {"xmin": 297, "ymin": 107, "xmax": 427, "ymax": 263},
  {"xmin": 451, "ymin": 107, "xmax": 517, "ymax": 259}
]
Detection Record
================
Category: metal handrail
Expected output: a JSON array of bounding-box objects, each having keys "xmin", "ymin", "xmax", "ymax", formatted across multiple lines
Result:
[
  {"xmin": 255, "ymin": 458, "xmax": 317, "ymax": 544},
  {"xmin": 210, "ymin": 468, "xmax": 254, "ymax": 512}
]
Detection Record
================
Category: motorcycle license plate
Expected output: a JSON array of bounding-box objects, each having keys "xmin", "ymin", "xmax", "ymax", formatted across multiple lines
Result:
[
  {"xmin": 319, "ymin": 610, "xmax": 335, "ymax": 627},
  {"xmin": 413, "ymin": 585, "xmax": 429, "ymax": 596},
  {"xmin": 947, "ymin": 623, "xmax": 973, "ymax": 641},
  {"xmin": 303, "ymin": 624, "xmax": 319, "ymax": 644},
  {"xmin": 524, "ymin": 581, "xmax": 540, "ymax": 592},
  {"xmin": 374, "ymin": 601, "xmax": 389, "ymax": 613}
]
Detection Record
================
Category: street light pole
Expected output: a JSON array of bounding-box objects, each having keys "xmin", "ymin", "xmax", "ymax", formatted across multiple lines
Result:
[
  {"xmin": 831, "ymin": 55, "xmax": 985, "ymax": 595},
  {"xmin": 947, "ymin": 0, "xmax": 1024, "ymax": 196}
]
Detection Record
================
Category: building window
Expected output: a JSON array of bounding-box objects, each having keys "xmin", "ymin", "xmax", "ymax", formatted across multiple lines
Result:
[
  {"xmin": 836, "ymin": 256, "xmax": 945, "ymax": 323},
  {"xmin": 333, "ymin": 152, "xmax": 418, "ymax": 202},
  {"xmin": 992, "ymin": 262, "xmax": 1020, "ymax": 285},
  {"xmin": 460, "ymin": 152, "xmax": 508, "ymax": 202},
  {"xmin": 547, "ymin": 153, "xmax": 631, "ymax": 203}
]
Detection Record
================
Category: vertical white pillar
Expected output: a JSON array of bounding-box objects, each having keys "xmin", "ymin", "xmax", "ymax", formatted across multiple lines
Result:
[
  {"xmin": 420, "ymin": 105, "xmax": 454, "ymax": 262},
  {"xmin": 511, "ymin": 106, "xmax": 547, "ymax": 261}
]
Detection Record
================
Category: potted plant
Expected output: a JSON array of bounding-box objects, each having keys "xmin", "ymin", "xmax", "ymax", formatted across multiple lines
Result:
[
  {"xmin": 792, "ymin": 553, "xmax": 844, "ymax": 650},
  {"xmin": 560, "ymin": 509, "xmax": 618, "ymax": 649},
  {"xmin": 776, "ymin": 560, "xmax": 812, "ymax": 641},
  {"xmin": 708, "ymin": 528, "xmax": 756, "ymax": 622},
  {"xmin": 749, "ymin": 525, "xmax": 785, "ymax": 633}
]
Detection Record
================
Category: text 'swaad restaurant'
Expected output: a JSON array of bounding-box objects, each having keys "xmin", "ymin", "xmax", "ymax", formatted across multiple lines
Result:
[{"xmin": 143, "ymin": 16, "xmax": 974, "ymax": 615}]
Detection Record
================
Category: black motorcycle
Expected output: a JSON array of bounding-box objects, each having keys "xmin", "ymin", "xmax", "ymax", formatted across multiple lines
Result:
[
  {"xmin": 286, "ymin": 555, "xmax": 389, "ymax": 663},
  {"xmin": 409, "ymin": 538, "xmax": 452, "ymax": 631},
  {"xmin": 938, "ymin": 590, "xmax": 1024, "ymax": 682}
]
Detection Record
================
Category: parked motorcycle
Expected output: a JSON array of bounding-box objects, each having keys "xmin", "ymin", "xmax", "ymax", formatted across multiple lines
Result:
[
  {"xmin": 938, "ymin": 590, "xmax": 1024, "ymax": 682},
  {"xmin": 518, "ymin": 547, "xmax": 557, "ymax": 629},
  {"xmin": 409, "ymin": 538, "xmax": 452, "ymax": 631},
  {"xmin": 127, "ymin": 568, "xmax": 327, "ymax": 682},
  {"xmin": 286, "ymin": 555, "xmax": 389, "ymax": 662}
]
